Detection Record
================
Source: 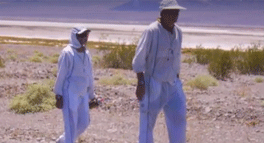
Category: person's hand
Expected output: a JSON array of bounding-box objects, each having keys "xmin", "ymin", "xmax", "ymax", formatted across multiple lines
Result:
[
  {"xmin": 55, "ymin": 95, "xmax": 63, "ymax": 109},
  {"xmin": 136, "ymin": 81, "xmax": 145, "ymax": 101}
]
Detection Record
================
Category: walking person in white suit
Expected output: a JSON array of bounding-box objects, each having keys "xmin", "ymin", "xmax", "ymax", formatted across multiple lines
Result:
[
  {"xmin": 54, "ymin": 27, "xmax": 96, "ymax": 143},
  {"xmin": 132, "ymin": 0, "xmax": 187, "ymax": 142}
]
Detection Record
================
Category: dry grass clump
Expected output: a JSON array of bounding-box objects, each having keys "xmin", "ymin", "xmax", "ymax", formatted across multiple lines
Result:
[
  {"xmin": 234, "ymin": 85, "xmax": 250, "ymax": 97},
  {"xmin": 6, "ymin": 49, "xmax": 18, "ymax": 61},
  {"xmin": 261, "ymin": 101, "xmax": 264, "ymax": 107},
  {"xmin": 98, "ymin": 74, "xmax": 137, "ymax": 85},
  {"xmin": 182, "ymin": 56, "xmax": 196, "ymax": 65},
  {"xmin": 30, "ymin": 55, "xmax": 42, "ymax": 63},
  {"xmin": 254, "ymin": 77, "xmax": 263, "ymax": 83},
  {"xmin": 0, "ymin": 56, "xmax": 5, "ymax": 68},
  {"xmin": 52, "ymin": 68, "xmax": 57, "ymax": 77},
  {"xmin": 34, "ymin": 50, "xmax": 44, "ymax": 57},
  {"xmin": 92, "ymin": 55, "xmax": 102, "ymax": 67},
  {"xmin": 29, "ymin": 51, "xmax": 44, "ymax": 63},
  {"xmin": 187, "ymin": 75, "xmax": 218, "ymax": 90},
  {"xmin": 49, "ymin": 53, "xmax": 60, "ymax": 64},
  {"xmin": 9, "ymin": 80, "xmax": 56, "ymax": 114}
]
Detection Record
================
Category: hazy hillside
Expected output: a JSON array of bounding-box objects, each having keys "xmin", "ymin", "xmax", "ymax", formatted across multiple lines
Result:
[
  {"xmin": 0, "ymin": 0, "xmax": 263, "ymax": 26},
  {"xmin": 1, "ymin": 0, "xmax": 264, "ymax": 2}
]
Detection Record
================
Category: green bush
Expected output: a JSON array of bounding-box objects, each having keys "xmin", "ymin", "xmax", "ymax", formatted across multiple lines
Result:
[
  {"xmin": 187, "ymin": 75, "xmax": 218, "ymax": 90},
  {"xmin": 0, "ymin": 56, "xmax": 5, "ymax": 68},
  {"xmin": 230, "ymin": 48, "xmax": 248, "ymax": 74},
  {"xmin": 231, "ymin": 45, "xmax": 264, "ymax": 75},
  {"xmin": 245, "ymin": 45, "xmax": 264, "ymax": 74},
  {"xmin": 193, "ymin": 46, "xmax": 213, "ymax": 65},
  {"xmin": 192, "ymin": 44, "xmax": 264, "ymax": 78},
  {"xmin": 208, "ymin": 50, "xmax": 233, "ymax": 80},
  {"xmin": 10, "ymin": 81, "xmax": 56, "ymax": 114},
  {"xmin": 102, "ymin": 44, "xmax": 136, "ymax": 69}
]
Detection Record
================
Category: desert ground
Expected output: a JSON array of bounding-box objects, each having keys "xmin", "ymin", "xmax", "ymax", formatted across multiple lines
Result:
[
  {"xmin": 0, "ymin": 39, "xmax": 264, "ymax": 143},
  {"xmin": 0, "ymin": 1, "xmax": 264, "ymax": 142}
]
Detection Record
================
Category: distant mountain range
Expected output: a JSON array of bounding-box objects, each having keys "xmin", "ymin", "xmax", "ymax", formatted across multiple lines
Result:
[
  {"xmin": 1, "ymin": 0, "xmax": 263, "ymax": 2},
  {"xmin": 0, "ymin": 0, "xmax": 263, "ymax": 26}
]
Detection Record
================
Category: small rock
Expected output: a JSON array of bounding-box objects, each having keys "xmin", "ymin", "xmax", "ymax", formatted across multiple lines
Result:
[{"xmin": 204, "ymin": 107, "xmax": 212, "ymax": 113}]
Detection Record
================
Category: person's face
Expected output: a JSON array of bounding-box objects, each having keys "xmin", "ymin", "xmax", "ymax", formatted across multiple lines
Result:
[
  {"xmin": 161, "ymin": 9, "xmax": 180, "ymax": 27},
  {"xmin": 77, "ymin": 31, "xmax": 89, "ymax": 46}
]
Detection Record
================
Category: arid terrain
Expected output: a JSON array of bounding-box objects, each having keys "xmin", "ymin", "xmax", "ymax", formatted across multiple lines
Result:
[{"xmin": 0, "ymin": 43, "xmax": 263, "ymax": 143}]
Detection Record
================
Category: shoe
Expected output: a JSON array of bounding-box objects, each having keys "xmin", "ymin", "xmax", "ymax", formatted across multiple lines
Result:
[{"xmin": 56, "ymin": 134, "xmax": 65, "ymax": 143}]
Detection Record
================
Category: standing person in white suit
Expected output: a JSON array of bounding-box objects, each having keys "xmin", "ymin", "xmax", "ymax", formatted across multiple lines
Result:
[
  {"xmin": 54, "ymin": 27, "xmax": 95, "ymax": 143},
  {"xmin": 132, "ymin": 0, "xmax": 186, "ymax": 142}
]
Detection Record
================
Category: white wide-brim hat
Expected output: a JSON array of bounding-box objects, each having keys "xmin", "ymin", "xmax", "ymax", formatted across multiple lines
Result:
[{"xmin": 160, "ymin": 0, "xmax": 186, "ymax": 11}]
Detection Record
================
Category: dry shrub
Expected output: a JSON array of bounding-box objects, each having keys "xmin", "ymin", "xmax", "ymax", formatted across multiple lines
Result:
[
  {"xmin": 254, "ymin": 77, "xmax": 263, "ymax": 83},
  {"xmin": 52, "ymin": 68, "xmax": 57, "ymax": 77},
  {"xmin": 34, "ymin": 50, "xmax": 44, "ymax": 57},
  {"xmin": 187, "ymin": 75, "xmax": 218, "ymax": 90},
  {"xmin": 30, "ymin": 55, "xmax": 42, "ymax": 63},
  {"xmin": 261, "ymin": 101, "xmax": 264, "ymax": 107},
  {"xmin": 6, "ymin": 49, "xmax": 18, "ymax": 61},
  {"xmin": 182, "ymin": 56, "xmax": 195, "ymax": 65},
  {"xmin": 9, "ymin": 81, "xmax": 55, "ymax": 114},
  {"xmin": 92, "ymin": 55, "xmax": 102, "ymax": 67},
  {"xmin": 0, "ymin": 56, "xmax": 5, "ymax": 68},
  {"xmin": 49, "ymin": 53, "xmax": 60, "ymax": 64},
  {"xmin": 234, "ymin": 85, "xmax": 250, "ymax": 97}
]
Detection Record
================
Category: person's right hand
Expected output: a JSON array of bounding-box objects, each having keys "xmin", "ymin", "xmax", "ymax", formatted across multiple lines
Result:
[
  {"xmin": 136, "ymin": 83, "xmax": 145, "ymax": 101},
  {"xmin": 55, "ymin": 95, "xmax": 63, "ymax": 109}
]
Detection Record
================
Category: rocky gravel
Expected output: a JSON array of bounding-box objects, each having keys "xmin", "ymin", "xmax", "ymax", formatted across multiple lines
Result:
[{"xmin": 0, "ymin": 44, "xmax": 263, "ymax": 143}]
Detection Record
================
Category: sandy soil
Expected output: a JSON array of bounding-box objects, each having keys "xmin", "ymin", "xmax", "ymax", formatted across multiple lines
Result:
[{"xmin": 0, "ymin": 43, "xmax": 263, "ymax": 143}]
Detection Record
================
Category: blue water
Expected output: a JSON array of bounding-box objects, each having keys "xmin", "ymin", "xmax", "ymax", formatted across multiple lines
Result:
[{"xmin": 0, "ymin": 0, "xmax": 264, "ymax": 27}]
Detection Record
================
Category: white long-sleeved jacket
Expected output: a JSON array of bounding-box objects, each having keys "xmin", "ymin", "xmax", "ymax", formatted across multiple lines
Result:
[
  {"xmin": 132, "ymin": 21, "xmax": 182, "ymax": 84},
  {"xmin": 54, "ymin": 28, "xmax": 94, "ymax": 100}
]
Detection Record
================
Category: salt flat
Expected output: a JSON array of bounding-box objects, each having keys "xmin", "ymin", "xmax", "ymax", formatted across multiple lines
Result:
[{"xmin": 0, "ymin": 20, "xmax": 263, "ymax": 49}]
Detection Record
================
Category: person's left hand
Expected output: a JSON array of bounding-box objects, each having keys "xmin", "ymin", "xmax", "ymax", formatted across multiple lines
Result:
[
  {"xmin": 89, "ymin": 97, "xmax": 102, "ymax": 109},
  {"xmin": 55, "ymin": 95, "xmax": 63, "ymax": 109}
]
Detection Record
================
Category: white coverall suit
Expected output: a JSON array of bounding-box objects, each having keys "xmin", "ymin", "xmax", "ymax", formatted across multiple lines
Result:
[
  {"xmin": 54, "ymin": 27, "xmax": 95, "ymax": 143},
  {"xmin": 132, "ymin": 21, "xmax": 186, "ymax": 143}
]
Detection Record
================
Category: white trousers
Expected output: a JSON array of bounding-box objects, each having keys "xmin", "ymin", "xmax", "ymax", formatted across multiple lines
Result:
[
  {"xmin": 139, "ymin": 78, "xmax": 186, "ymax": 143},
  {"xmin": 57, "ymin": 94, "xmax": 90, "ymax": 143}
]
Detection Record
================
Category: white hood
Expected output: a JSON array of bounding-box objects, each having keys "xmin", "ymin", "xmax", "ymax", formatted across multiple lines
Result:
[{"xmin": 69, "ymin": 27, "xmax": 84, "ymax": 49}]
